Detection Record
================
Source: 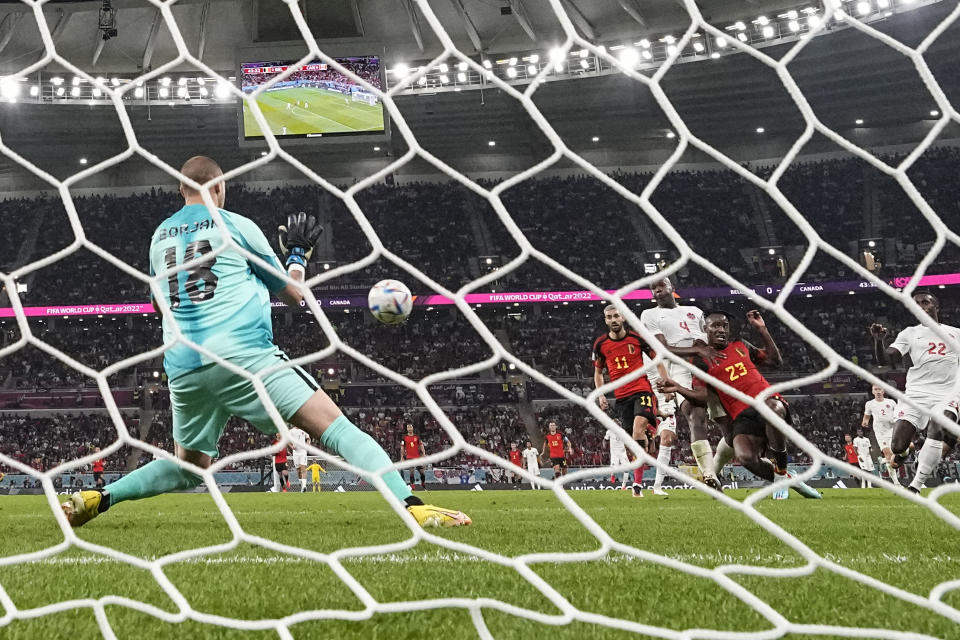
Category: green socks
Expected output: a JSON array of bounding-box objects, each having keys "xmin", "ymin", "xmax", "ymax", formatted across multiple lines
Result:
[
  {"xmin": 321, "ymin": 415, "xmax": 413, "ymax": 503},
  {"xmin": 103, "ymin": 459, "xmax": 203, "ymax": 508}
]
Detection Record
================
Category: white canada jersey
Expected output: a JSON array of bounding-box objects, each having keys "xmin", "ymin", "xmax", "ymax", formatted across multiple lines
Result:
[
  {"xmin": 603, "ymin": 431, "xmax": 627, "ymax": 457},
  {"xmin": 889, "ymin": 324, "xmax": 960, "ymax": 398},
  {"xmin": 853, "ymin": 436, "xmax": 872, "ymax": 459},
  {"xmin": 864, "ymin": 398, "xmax": 896, "ymax": 429},
  {"xmin": 522, "ymin": 447, "xmax": 539, "ymax": 467},
  {"xmin": 640, "ymin": 305, "xmax": 707, "ymax": 348},
  {"xmin": 288, "ymin": 427, "xmax": 309, "ymax": 453}
]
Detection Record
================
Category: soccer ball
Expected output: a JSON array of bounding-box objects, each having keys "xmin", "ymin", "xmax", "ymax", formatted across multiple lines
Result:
[{"xmin": 367, "ymin": 279, "xmax": 413, "ymax": 324}]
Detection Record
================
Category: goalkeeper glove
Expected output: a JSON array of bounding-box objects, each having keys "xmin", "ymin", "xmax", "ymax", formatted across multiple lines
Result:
[{"xmin": 278, "ymin": 212, "xmax": 323, "ymax": 270}]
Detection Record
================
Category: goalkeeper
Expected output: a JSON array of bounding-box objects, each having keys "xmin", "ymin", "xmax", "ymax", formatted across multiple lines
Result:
[{"xmin": 62, "ymin": 156, "xmax": 470, "ymax": 529}]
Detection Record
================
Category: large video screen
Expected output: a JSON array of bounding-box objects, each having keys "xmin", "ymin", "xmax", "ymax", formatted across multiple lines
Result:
[{"xmin": 240, "ymin": 55, "xmax": 385, "ymax": 141}]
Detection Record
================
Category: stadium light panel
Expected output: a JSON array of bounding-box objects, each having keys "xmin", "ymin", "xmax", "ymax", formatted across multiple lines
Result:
[
  {"xmin": 768, "ymin": 248, "xmax": 775, "ymax": 255},
  {"xmin": 51, "ymin": 77, "xmax": 63, "ymax": 85},
  {"xmin": 528, "ymin": 54, "xmax": 539, "ymax": 64},
  {"xmin": 808, "ymin": 15, "xmax": 822, "ymax": 28},
  {"xmin": 55, "ymin": 87, "xmax": 64, "ymax": 96},
  {"xmin": 158, "ymin": 87, "xmax": 169, "ymax": 98},
  {"xmin": 72, "ymin": 76, "xmax": 81, "ymax": 86},
  {"xmin": 638, "ymin": 39, "xmax": 650, "ymax": 48},
  {"xmin": 711, "ymin": 52, "xmax": 720, "ymax": 59},
  {"xmin": 110, "ymin": 77, "xmax": 120, "ymax": 87},
  {"xmin": 392, "ymin": 63, "xmax": 410, "ymax": 78},
  {"xmin": 458, "ymin": 72, "xmax": 468, "ymax": 82},
  {"xmin": 418, "ymin": 76, "xmax": 427, "ymax": 85},
  {"xmin": 70, "ymin": 86, "xmax": 80, "ymax": 97},
  {"xmin": 438, "ymin": 63, "xmax": 449, "ymax": 73},
  {"xmin": 196, "ymin": 77, "xmax": 206, "ymax": 85},
  {"xmin": 737, "ymin": 32, "xmax": 748, "ymax": 42},
  {"xmin": 439, "ymin": 74, "xmax": 450, "ymax": 84},
  {"xmin": 199, "ymin": 87, "xmax": 208, "ymax": 97},
  {"xmin": 592, "ymin": 136, "xmax": 599, "ymax": 142},
  {"xmin": 733, "ymin": 21, "xmax": 746, "ymax": 30},
  {"xmin": 79, "ymin": 158, "xmax": 87, "ymax": 165},
  {"xmin": 29, "ymin": 85, "xmax": 38, "ymax": 97},
  {"xmin": 92, "ymin": 88, "xmax": 102, "ymax": 98},
  {"xmin": 692, "ymin": 42, "xmax": 704, "ymax": 52},
  {"xmin": 662, "ymin": 35, "xmax": 675, "ymax": 44},
  {"xmin": 786, "ymin": 9, "xmax": 799, "ymax": 19},
  {"xmin": 931, "ymin": 110, "xmax": 940, "ymax": 116},
  {"xmin": 716, "ymin": 36, "xmax": 728, "ymax": 48},
  {"xmin": 619, "ymin": 47, "xmax": 639, "ymax": 67},
  {"xmin": 526, "ymin": 65, "xmax": 535, "ymax": 75},
  {"xmin": 856, "ymin": 1, "xmax": 870, "ymax": 15},
  {"xmin": 877, "ymin": 0, "xmax": 889, "ymax": 7},
  {"xmin": 667, "ymin": 44, "xmax": 678, "ymax": 55},
  {"xmin": 214, "ymin": 82, "xmax": 230, "ymax": 98},
  {"xmin": 177, "ymin": 87, "xmax": 187, "ymax": 98},
  {"xmin": 0, "ymin": 78, "xmax": 20, "ymax": 99},
  {"xmin": 762, "ymin": 26, "xmax": 774, "ymax": 38},
  {"xmin": 855, "ymin": 118, "xmax": 864, "ymax": 125},
  {"xmin": 641, "ymin": 50, "xmax": 652, "ymax": 60},
  {"xmin": 160, "ymin": 77, "xmax": 171, "ymax": 86},
  {"xmin": 134, "ymin": 87, "xmax": 144, "ymax": 98},
  {"xmin": 868, "ymin": 240, "xmax": 876, "ymax": 247},
  {"xmin": 756, "ymin": 127, "xmax": 765, "ymax": 133},
  {"xmin": 506, "ymin": 66, "xmax": 517, "ymax": 78},
  {"xmin": 508, "ymin": 57, "xmax": 517, "ymax": 66},
  {"xmin": 177, "ymin": 77, "xmax": 187, "ymax": 86},
  {"xmin": 549, "ymin": 47, "xmax": 565, "ymax": 62},
  {"xmin": 487, "ymin": 140, "xmax": 495, "ymax": 146},
  {"xmin": 578, "ymin": 49, "xmax": 588, "ymax": 58},
  {"xmin": 666, "ymin": 131, "xmax": 676, "ymax": 138},
  {"xmin": 457, "ymin": 61, "xmax": 468, "ymax": 72},
  {"xmin": 482, "ymin": 59, "xmax": 492, "ymax": 69},
  {"xmin": 757, "ymin": 16, "xmax": 769, "ymax": 25},
  {"xmin": 373, "ymin": 146, "xmax": 380, "ymax": 151},
  {"xmin": 579, "ymin": 59, "xmax": 589, "ymax": 69}
]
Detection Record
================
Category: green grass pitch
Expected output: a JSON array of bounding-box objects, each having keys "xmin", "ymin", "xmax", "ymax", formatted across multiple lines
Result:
[
  {"xmin": 0, "ymin": 489, "xmax": 958, "ymax": 639},
  {"xmin": 242, "ymin": 88, "xmax": 384, "ymax": 137}
]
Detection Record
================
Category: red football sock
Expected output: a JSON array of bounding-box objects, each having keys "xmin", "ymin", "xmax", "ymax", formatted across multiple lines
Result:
[{"xmin": 634, "ymin": 466, "xmax": 645, "ymax": 485}]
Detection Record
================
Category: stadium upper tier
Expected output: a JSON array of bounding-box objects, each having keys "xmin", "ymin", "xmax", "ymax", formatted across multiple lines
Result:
[{"xmin": 3, "ymin": 146, "xmax": 960, "ymax": 309}]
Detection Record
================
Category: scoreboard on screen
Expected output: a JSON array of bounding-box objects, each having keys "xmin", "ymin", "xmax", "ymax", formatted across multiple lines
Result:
[{"xmin": 242, "ymin": 62, "xmax": 328, "ymax": 75}]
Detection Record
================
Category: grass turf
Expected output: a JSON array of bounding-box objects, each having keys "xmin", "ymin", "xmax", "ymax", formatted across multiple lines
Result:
[
  {"xmin": 0, "ymin": 489, "xmax": 958, "ymax": 639},
  {"xmin": 242, "ymin": 87, "xmax": 384, "ymax": 137}
]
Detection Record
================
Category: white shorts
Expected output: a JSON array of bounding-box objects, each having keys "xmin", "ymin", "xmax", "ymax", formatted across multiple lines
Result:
[
  {"xmin": 610, "ymin": 453, "xmax": 630, "ymax": 467},
  {"xmin": 526, "ymin": 465, "xmax": 540, "ymax": 477},
  {"xmin": 657, "ymin": 415, "xmax": 677, "ymax": 435},
  {"xmin": 874, "ymin": 423, "xmax": 894, "ymax": 450},
  {"xmin": 666, "ymin": 364, "xmax": 694, "ymax": 407},
  {"xmin": 292, "ymin": 451, "xmax": 307, "ymax": 468},
  {"xmin": 858, "ymin": 458, "xmax": 875, "ymax": 472},
  {"xmin": 707, "ymin": 389, "xmax": 727, "ymax": 420},
  {"xmin": 894, "ymin": 395, "xmax": 953, "ymax": 432}
]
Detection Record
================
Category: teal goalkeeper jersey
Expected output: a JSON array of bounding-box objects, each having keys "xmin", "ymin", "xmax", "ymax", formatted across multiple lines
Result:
[{"xmin": 149, "ymin": 204, "xmax": 288, "ymax": 379}]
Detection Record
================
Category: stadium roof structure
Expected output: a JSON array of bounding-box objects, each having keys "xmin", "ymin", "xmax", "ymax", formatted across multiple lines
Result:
[{"xmin": 0, "ymin": 0, "xmax": 954, "ymax": 182}]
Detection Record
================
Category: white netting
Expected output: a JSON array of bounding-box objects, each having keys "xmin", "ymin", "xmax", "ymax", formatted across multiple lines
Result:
[{"xmin": 1, "ymin": 0, "xmax": 960, "ymax": 637}]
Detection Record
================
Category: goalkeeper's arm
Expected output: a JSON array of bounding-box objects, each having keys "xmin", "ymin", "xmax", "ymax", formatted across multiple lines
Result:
[{"xmin": 276, "ymin": 212, "xmax": 324, "ymax": 307}]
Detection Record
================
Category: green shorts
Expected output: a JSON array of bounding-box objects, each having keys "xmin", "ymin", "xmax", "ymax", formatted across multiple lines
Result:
[{"xmin": 169, "ymin": 346, "xmax": 319, "ymax": 458}]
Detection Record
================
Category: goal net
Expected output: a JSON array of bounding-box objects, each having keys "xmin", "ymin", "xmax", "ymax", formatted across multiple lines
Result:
[
  {"xmin": 1, "ymin": 0, "xmax": 959, "ymax": 637},
  {"xmin": 351, "ymin": 90, "xmax": 378, "ymax": 106}
]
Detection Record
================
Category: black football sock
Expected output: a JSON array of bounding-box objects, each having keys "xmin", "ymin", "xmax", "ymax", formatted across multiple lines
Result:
[
  {"xmin": 772, "ymin": 450, "xmax": 788, "ymax": 473},
  {"xmin": 98, "ymin": 490, "xmax": 111, "ymax": 514}
]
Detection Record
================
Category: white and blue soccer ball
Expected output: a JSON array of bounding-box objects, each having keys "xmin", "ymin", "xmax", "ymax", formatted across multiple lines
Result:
[{"xmin": 367, "ymin": 279, "xmax": 413, "ymax": 324}]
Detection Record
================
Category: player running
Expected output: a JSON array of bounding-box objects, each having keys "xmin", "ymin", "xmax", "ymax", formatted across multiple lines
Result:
[
  {"xmin": 541, "ymin": 422, "xmax": 572, "ymax": 479},
  {"xmin": 660, "ymin": 310, "xmax": 821, "ymax": 499},
  {"xmin": 641, "ymin": 277, "xmax": 724, "ymax": 492},
  {"xmin": 870, "ymin": 291, "xmax": 959, "ymax": 493},
  {"xmin": 861, "ymin": 384, "xmax": 901, "ymax": 485},
  {"xmin": 400, "ymin": 423, "xmax": 427, "ymax": 490},
  {"xmin": 603, "ymin": 427, "xmax": 631, "ymax": 490},
  {"xmin": 852, "ymin": 430, "xmax": 875, "ymax": 487},
  {"xmin": 61, "ymin": 155, "xmax": 468, "ymax": 528},
  {"xmin": 593, "ymin": 304, "xmax": 666, "ymax": 498},
  {"xmin": 289, "ymin": 426, "xmax": 310, "ymax": 492},
  {"xmin": 521, "ymin": 440, "xmax": 542, "ymax": 489}
]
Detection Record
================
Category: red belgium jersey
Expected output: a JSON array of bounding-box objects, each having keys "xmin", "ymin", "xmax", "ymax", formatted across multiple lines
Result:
[
  {"xmin": 403, "ymin": 434, "xmax": 422, "ymax": 459},
  {"xmin": 509, "ymin": 449, "xmax": 523, "ymax": 466},
  {"xmin": 273, "ymin": 437, "xmax": 288, "ymax": 464},
  {"xmin": 545, "ymin": 433, "xmax": 566, "ymax": 458},
  {"xmin": 844, "ymin": 444, "xmax": 859, "ymax": 464},
  {"xmin": 592, "ymin": 330, "xmax": 657, "ymax": 399},
  {"xmin": 694, "ymin": 340, "xmax": 772, "ymax": 420},
  {"xmin": 92, "ymin": 459, "xmax": 104, "ymax": 473}
]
